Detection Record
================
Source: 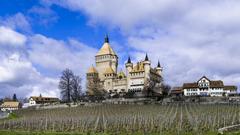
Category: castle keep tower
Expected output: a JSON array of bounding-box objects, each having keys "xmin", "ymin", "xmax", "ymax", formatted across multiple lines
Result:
[{"xmin": 95, "ymin": 35, "xmax": 118, "ymax": 81}]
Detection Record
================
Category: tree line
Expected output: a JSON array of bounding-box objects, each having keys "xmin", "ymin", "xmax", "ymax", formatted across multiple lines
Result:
[{"xmin": 58, "ymin": 68, "xmax": 171, "ymax": 103}]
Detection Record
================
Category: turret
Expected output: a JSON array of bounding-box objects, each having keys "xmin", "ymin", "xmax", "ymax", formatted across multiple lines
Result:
[
  {"xmin": 86, "ymin": 65, "xmax": 99, "ymax": 95},
  {"xmin": 87, "ymin": 65, "xmax": 98, "ymax": 79},
  {"xmin": 125, "ymin": 56, "xmax": 133, "ymax": 75},
  {"xmin": 145, "ymin": 53, "xmax": 149, "ymax": 61},
  {"xmin": 143, "ymin": 53, "xmax": 151, "ymax": 79},
  {"xmin": 156, "ymin": 60, "xmax": 163, "ymax": 76}
]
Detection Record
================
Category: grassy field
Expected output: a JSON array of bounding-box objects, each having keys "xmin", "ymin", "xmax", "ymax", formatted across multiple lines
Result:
[
  {"xmin": 0, "ymin": 130, "xmax": 220, "ymax": 135},
  {"xmin": 1, "ymin": 103, "xmax": 240, "ymax": 135}
]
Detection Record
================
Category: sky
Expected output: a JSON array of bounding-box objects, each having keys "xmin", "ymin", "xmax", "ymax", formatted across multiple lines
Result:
[{"xmin": 0, "ymin": 0, "xmax": 240, "ymax": 98}]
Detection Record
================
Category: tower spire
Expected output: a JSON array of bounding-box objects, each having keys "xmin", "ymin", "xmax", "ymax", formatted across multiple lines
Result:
[
  {"xmin": 157, "ymin": 60, "xmax": 161, "ymax": 67},
  {"xmin": 104, "ymin": 34, "xmax": 109, "ymax": 43},
  {"xmin": 127, "ymin": 56, "xmax": 131, "ymax": 63},
  {"xmin": 145, "ymin": 53, "xmax": 149, "ymax": 61}
]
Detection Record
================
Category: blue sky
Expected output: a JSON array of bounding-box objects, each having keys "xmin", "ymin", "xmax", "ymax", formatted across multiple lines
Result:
[
  {"xmin": 0, "ymin": 0, "xmax": 124, "ymax": 47},
  {"xmin": 0, "ymin": 0, "xmax": 240, "ymax": 98}
]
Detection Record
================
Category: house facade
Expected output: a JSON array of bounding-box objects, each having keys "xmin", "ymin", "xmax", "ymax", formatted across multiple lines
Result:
[
  {"xmin": 87, "ymin": 35, "xmax": 163, "ymax": 96},
  {"xmin": 29, "ymin": 96, "xmax": 59, "ymax": 106},
  {"xmin": 170, "ymin": 87, "xmax": 183, "ymax": 97},
  {"xmin": 183, "ymin": 76, "xmax": 237, "ymax": 97},
  {"xmin": 0, "ymin": 101, "xmax": 20, "ymax": 112}
]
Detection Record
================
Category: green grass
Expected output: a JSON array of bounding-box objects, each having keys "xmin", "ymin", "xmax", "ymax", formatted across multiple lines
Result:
[
  {"xmin": 0, "ymin": 130, "xmax": 89, "ymax": 135},
  {"xmin": 224, "ymin": 131, "xmax": 240, "ymax": 135},
  {"xmin": 0, "ymin": 130, "xmax": 221, "ymax": 135},
  {"xmin": 0, "ymin": 112, "xmax": 19, "ymax": 123},
  {"xmin": 8, "ymin": 113, "xmax": 19, "ymax": 120},
  {"xmin": 2, "ymin": 104, "xmax": 240, "ymax": 135}
]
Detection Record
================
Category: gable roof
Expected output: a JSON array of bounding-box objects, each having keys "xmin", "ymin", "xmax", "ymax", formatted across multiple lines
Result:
[{"xmin": 197, "ymin": 76, "xmax": 210, "ymax": 83}]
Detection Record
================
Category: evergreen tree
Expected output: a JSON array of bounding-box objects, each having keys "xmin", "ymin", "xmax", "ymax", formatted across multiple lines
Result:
[{"xmin": 12, "ymin": 93, "xmax": 18, "ymax": 101}]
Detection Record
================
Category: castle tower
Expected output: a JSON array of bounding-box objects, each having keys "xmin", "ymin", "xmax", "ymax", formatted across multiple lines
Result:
[
  {"xmin": 95, "ymin": 35, "xmax": 118, "ymax": 81},
  {"xmin": 156, "ymin": 60, "xmax": 163, "ymax": 76},
  {"xmin": 125, "ymin": 56, "xmax": 133, "ymax": 76},
  {"xmin": 125, "ymin": 56, "xmax": 133, "ymax": 91},
  {"xmin": 143, "ymin": 54, "xmax": 151, "ymax": 79},
  {"xmin": 86, "ymin": 65, "xmax": 98, "ymax": 79},
  {"xmin": 86, "ymin": 65, "xmax": 99, "ymax": 95}
]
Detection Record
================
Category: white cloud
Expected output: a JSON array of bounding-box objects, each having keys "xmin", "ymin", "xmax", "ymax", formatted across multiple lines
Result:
[
  {"xmin": 46, "ymin": 0, "xmax": 240, "ymax": 90},
  {"xmin": 0, "ymin": 53, "xmax": 59, "ymax": 98},
  {"xmin": 0, "ymin": 26, "xmax": 97, "ymax": 98},
  {"xmin": 0, "ymin": 26, "xmax": 27, "ymax": 47},
  {"xmin": 47, "ymin": 0, "xmax": 240, "ymax": 33},
  {"xmin": 28, "ymin": 35, "xmax": 98, "ymax": 92},
  {"xmin": 28, "ymin": 34, "xmax": 97, "ymax": 75}
]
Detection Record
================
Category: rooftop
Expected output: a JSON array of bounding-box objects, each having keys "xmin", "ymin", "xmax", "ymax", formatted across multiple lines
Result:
[
  {"xmin": 87, "ymin": 65, "xmax": 98, "ymax": 73},
  {"xmin": 96, "ymin": 41, "xmax": 116, "ymax": 56},
  {"xmin": 1, "ymin": 101, "xmax": 19, "ymax": 108}
]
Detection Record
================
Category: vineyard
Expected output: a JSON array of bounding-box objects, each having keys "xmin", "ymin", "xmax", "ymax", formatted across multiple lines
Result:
[{"xmin": 1, "ymin": 103, "xmax": 240, "ymax": 135}]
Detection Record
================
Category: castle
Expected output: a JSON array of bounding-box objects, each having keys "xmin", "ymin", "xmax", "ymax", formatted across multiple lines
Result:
[{"xmin": 86, "ymin": 35, "xmax": 163, "ymax": 96}]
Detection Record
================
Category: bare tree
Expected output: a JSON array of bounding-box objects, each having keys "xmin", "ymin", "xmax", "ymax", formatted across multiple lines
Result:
[
  {"xmin": 87, "ymin": 79, "xmax": 106, "ymax": 101},
  {"xmin": 143, "ymin": 78, "xmax": 157, "ymax": 97},
  {"xmin": 162, "ymin": 83, "xmax": 171, "ymax": 96},
  {"xmin": 59, "ymin": 69, "xmax": 74, "ymax": 103},
  {"xmin": 71, "ymin": 75, "xmax": 82, "ymax": 102}
]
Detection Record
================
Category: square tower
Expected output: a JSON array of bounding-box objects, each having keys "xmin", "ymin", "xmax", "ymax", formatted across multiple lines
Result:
[{"xmin": 95, "ymin": 35, "xmax": 118, "ymax": 81}]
